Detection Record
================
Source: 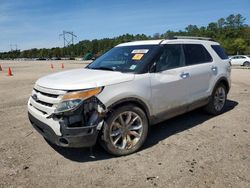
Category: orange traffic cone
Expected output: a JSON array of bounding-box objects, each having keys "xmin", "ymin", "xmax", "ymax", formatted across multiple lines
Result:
[
  {"xmin": 0, "ymin": 64, "xmax": 2, "ymax": 71},
  {"xmin": 7, "ymin": 67, "xmax": 13, "ymax": 76},
  {"xmin": 61, "ymin": 63, "xmax": 64, "ymax": 69},
  {"xmin": 51, "ymin": 64, "xmax": 54, "ymax": 69}
]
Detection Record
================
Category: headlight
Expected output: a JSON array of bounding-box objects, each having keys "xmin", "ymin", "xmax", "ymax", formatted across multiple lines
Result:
[
  {"xmin": 55, "ymin": 99, "xmax": 82, "ymax": 113},
  {"xmin": 54, "ymin": 87, "xmax": 102, "ymax": 113}
]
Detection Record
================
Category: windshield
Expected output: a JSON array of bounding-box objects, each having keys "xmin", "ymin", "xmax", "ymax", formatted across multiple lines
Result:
[{"xmin": 87, "ymin": 45, "xmax": 159, "ymax": 73}]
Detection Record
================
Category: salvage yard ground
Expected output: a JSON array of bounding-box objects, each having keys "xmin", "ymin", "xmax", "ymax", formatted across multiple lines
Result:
[{"xmin": 0, "ymin": 60, "xmax": 249, "ymax": 188}]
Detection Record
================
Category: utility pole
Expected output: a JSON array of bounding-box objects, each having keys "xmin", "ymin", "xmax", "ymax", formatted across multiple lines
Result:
[
  {"xmin": 59, "ymin": 31, "xmax": 77, "ymax": 57},
  {"xmin": 10, "ymin": 44, "xmax": 18, "ymax": 52},
  {"xmin": 59, "ymin": 31, "xmax": 77, "ymax": 47},
  {"xmin": 9, "ymin": 44, "xmax": 19, "ymax": 59}
]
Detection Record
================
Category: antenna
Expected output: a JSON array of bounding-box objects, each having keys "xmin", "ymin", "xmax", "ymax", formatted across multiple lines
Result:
[{"xmin": 59, "ymin": 31, "xmax": 77, "ymax": 47}]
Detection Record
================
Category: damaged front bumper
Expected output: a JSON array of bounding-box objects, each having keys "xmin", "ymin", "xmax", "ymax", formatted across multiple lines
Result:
[
  {"xmin": 28, "ymin": 112, "xmax": 100, "ymax": 147},
  {"xmin": 28, "ymin": 97, "xmax": 106, "ymax": 148}
]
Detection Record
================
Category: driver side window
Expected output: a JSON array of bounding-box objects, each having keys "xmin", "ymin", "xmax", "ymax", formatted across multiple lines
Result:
[{"xmin": 156, "ymin": 44, "xmax": 184, "ymax": 72}]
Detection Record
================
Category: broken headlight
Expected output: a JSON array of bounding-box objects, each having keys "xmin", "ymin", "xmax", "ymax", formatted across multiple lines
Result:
[{"xmin": 54, "ymin": 87, "xmax": 103, "ymax": 114}]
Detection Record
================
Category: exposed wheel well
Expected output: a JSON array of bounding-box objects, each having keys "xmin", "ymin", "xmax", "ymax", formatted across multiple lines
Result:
[
  {"xmin": 216, "ymin": 78, "xmax": 230, "ymax": 93},
  {"xmin": 107, "ymin": 98, "xmax": 151, "ymax": 122}
]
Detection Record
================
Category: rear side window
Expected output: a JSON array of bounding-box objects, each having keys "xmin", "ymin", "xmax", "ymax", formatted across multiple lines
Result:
[
  {"xmin": 211, "ymin": 45, "xmax": 228, "ymax": 60},
  {"xmin": 239, "ymin": 56, "xmax": 246, "ymax": 59},
  {"xmin": 183, "ymin": 44, "xmax": 212, "ymax": 65}
]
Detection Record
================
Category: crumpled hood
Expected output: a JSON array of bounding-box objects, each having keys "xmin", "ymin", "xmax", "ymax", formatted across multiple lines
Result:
[{"xmin": 36, "ymin": 68, "xmax": 135, "ymax": 90}]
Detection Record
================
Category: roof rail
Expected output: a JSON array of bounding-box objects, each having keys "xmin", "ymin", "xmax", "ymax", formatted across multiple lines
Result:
[{"xmin": 166, "ymin": 36, "xmax": 214, "ymax": 41}]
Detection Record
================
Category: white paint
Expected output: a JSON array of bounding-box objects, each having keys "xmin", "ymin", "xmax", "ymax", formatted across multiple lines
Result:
[{"xmin": 36, "ymin": 68, "xmax": 135, "ymax": 90}]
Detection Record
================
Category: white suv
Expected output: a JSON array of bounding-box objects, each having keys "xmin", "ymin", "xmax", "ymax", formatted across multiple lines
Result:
[{"xmin": 28, "ymin": 36, "xmax": 231, "ymax": 156}]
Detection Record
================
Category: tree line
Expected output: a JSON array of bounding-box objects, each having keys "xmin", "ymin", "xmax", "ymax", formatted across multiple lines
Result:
[{"xmin": 0, "ymin": 14, "xmax": 249, "ymax": 60}]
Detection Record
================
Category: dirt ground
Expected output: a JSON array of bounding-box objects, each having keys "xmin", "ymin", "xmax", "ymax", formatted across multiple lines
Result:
[{"xmin": 0, "ymin": 60, "xmax": 249, "ymax": 188}]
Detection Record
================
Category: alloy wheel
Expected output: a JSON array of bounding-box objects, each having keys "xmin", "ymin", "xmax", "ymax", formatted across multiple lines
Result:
[
  {"xmin": 213, "ymin": 86, "xmax": 226, "ymax": 111},
  {"xmin": 109, "ymin": 111, "xmax": 143, "ymax": 150}
]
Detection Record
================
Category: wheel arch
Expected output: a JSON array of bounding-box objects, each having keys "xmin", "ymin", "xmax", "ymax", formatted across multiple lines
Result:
[
  {"xmin": 214, "ymin": 77, "xmax": 230, "ymax": 93},
  {"xmin": 107, "ymin": 97, "xmax": 152, "ymax": 123},
  {"xmin": 243, "ymin": 61, "xmax": 250, "ymax": 66}
]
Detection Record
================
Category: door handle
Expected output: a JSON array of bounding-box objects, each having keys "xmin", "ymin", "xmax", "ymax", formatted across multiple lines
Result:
[{"xmin": 180, "ymin": 72, "xmax": 190, "ymax": 79}]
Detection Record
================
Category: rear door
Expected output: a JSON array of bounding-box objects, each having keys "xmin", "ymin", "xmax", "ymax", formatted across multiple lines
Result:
[{"xmin": 182, "ymin": 44, "xmax": 214, "ymax": 102}]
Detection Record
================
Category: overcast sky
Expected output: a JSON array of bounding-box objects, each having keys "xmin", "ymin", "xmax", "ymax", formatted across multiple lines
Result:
[{"xmin": 0, "ymin": 0, "xmax": 249, "ymax": 52}]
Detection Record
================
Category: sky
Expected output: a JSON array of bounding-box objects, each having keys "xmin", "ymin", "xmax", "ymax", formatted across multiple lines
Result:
[{"xmin": 0, "ymin": 0, "xmax": 249, "ymax": 52}]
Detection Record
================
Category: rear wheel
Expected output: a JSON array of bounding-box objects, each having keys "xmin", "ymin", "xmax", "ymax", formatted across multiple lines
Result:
[
  {"xmin": 204, "ymin": 83, "xmax": 227, "ymax": 115},
  {"xmin": 243, "ymin": 61, "xmax": 250, "ymax": 66},
  {"xmin": 101, "ymin": 104, "xmax": 148, "ymax": 156}
]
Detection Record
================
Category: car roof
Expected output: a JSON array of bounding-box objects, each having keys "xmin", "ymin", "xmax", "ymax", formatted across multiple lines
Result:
[
  {"xmin": 116, "ymin": 40, "xmax": 163, "ymax": 47},
  {"xmin": 231, "ymin": 55, "xmax": 249, "ymax": 57},
  {"xmin": 116, "ymin": 39, "xmax": 219, "ymax": 47}
]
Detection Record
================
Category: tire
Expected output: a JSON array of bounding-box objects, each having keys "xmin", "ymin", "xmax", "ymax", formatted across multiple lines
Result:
[
  {"xmin": 204, "ymin": 83, "xmax": 227, "ymax": 115},
  {"xmin": 101, "ymin": 104, "xmax": 148, "ymax": 156},
  {"xmin": 243, "ymin": 61, "xmax": 250, "ymax": 66}
]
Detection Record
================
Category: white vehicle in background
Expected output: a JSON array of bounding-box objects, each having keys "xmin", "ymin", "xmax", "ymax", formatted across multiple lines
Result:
[{"xmin": 229, "ymin": 55, "xmax": 250, "ymax": 66}]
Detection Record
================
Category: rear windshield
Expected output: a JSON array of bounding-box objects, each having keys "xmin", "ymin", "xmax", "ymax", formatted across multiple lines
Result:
[{"xmin": 211, "ymin": 45, "xmax": 228, "ymax": 60}]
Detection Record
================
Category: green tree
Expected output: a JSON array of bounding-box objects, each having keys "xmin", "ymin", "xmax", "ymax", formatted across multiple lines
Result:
[
  {"xmin": 185, "ymin": 25, "xmax": 199, "ymax": 35},
  {"xmin": 217, "ymin": 18, "xmax": 225, "ymax": 28},
  {"xmin": 232, "ymin": 38, "xmax": 247, "ymax": 54},
  {"xmin": 225, "ymin": 14, "xmax": 245, "ymax": 28},
  {"xmin": 52, "ymin": 48, "xmax": 62, "ymax": 57},
  {"xmin": 153, "ymin": 33, "xmax": 161, "ymax": 39}
]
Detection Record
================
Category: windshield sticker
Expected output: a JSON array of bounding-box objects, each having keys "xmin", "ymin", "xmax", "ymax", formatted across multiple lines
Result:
[
  {"xmin": 131, "ymin": 49, "xmax": 149, "ymax": 54},
  {"xmin": 132, "ymin": 54, "xmax": 144, "ymax": 61},
  {"xmin": 129, "ymin": 65, "xmax": 137, "ymax": 70}
]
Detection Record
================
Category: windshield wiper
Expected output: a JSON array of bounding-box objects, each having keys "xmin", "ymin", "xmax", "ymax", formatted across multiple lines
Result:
[{"xmin": 91, "ymin": 66, "xmax": 114, "ymax": 71}]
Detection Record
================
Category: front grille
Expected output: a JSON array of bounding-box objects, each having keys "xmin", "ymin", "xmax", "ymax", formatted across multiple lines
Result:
[
  {"xmin": 30, "ymin": 85, "xmax": 66, "ymax": 115},
  {"xmin": 30, "ymin": 103, "xmax": 47, "ymax": 115},
  {"xmin": 34, "ymin": 88, "xmax": 59, "ymax": 98},
  {"xmin": 36, "ymin": 100, "xmax": 53, "ymax": 107}
]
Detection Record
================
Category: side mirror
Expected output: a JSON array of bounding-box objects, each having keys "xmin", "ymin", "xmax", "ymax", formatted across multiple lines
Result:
[{"xmin": 149, "ymin": 62, "xmax": 156, "ymax": 73}]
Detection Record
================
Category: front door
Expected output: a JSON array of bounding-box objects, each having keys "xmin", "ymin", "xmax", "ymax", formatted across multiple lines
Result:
[{"xmin": 150, "ymin": 44, "xmax": 191, "ymax": 116}]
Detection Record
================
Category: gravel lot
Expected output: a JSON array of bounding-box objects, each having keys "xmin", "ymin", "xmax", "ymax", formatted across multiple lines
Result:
[{"xmin": 0, "ymin": 60, "xmax": 249, "ymax": 188}]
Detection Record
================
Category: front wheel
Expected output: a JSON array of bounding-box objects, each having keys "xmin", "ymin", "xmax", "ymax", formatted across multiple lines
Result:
[
  {"xmin": 101, "ymin": 105, "xmax": 148, "ymax": 156},
  {"xmin": 204, "ymin": 84, "xmax": 227, "ymax": 115}
]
